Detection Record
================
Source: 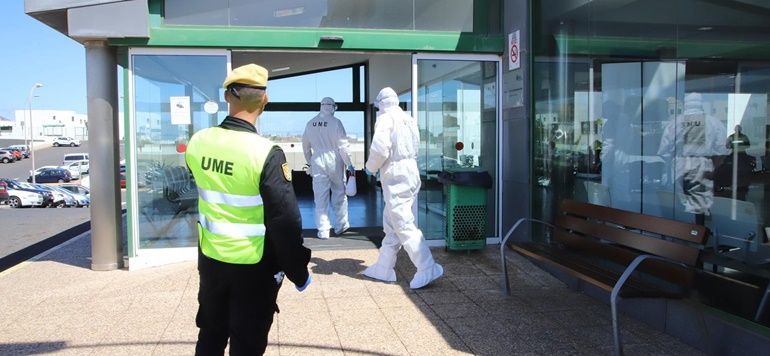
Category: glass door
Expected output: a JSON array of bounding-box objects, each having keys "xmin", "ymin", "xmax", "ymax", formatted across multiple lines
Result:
[
  {"xmin": 128, "ymin": 48, "xmax": 230, "ymax": 265},
  {"xmin": 412, "ymin": 54, "xmax": 500, "ymax": 240}
]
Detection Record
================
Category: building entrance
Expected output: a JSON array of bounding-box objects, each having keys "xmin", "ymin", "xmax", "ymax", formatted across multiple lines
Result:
[{"xmin": 125, "ymin": 49, "xmax": 500, "ymax": 268}]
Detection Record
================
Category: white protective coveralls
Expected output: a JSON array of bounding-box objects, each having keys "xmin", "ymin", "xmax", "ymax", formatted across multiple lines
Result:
[
  {"xmin": 302, "ymin": 97, "xmax": 353, "ymax": 239},
  {"xmin": 657, "ymin": 92, "xmax": 728, "ymax": 215},
  {"xmin": 362, "ymin": 87, "xmax": 443, "ymax": 289}
]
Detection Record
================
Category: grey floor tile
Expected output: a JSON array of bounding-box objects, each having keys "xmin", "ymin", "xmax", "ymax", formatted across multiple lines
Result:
[{"xmin": 417, "ymin": 290, "xmax": 472, "ymax": 305}]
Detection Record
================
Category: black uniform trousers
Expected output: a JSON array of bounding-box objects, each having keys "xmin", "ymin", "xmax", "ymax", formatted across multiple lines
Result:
[{"xmin": 195, "ymin": 250, "xmax": 281, "ymax": 356}]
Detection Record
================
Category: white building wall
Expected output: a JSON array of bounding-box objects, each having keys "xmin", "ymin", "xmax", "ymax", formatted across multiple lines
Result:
[
  {"xmin": 5, "ymin": 109, "xmax": 123, "ymax": 141},
  {"xmin": 12, "ymin": 109, "xmax": 88, "ymax": 140}
]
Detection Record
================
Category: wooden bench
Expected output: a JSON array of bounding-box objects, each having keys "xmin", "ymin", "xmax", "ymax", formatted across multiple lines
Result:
[{"xmin": 499, "ymin": 199, "xmax": 710, "ymax": 355}]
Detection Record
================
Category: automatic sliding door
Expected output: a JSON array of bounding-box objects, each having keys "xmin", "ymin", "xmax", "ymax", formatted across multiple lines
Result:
[{"xmin": 413, "ymin": 55, "xmax": 499, "ymax": 240}]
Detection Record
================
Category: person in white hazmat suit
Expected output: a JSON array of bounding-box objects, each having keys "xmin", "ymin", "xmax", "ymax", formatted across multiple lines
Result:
[
  {"xmin": 302, "ymin": 97, "xmax": 355, "ymax": 239},
  {"xmin": 657, "ymin": 92, "xmax": 728, "ymax": 222},
  {"xmin": 362, "ymin": 87, "xmax": 443, "ymax": 289}
]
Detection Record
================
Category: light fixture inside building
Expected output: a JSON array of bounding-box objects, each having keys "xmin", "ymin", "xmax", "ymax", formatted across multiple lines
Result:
[
  {"xmin": 698, "ymin": 26, "xmax": 713, "ymax": 31},
  {"xmin": 272, "ymin": 66, "xmax": 291, "ymax": 73},
  {"xmin": 274, "ymin": 7, "xmax": 304, "ymax": 17},
  {"xmin": 203, "ymin": 100, "xmax": 218, "ymax": 114}
]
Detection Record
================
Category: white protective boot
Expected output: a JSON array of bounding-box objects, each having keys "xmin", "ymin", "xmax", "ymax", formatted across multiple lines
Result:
[
  {"xmin": 400, "ymin": 228, "xmax": 443, "ymax": 289},
  {"xmin": 363, "ymin": 237, "xmax": 398, "ymax": 282},
  {"xmin": 410, "ymin": 263, "xmax": 444, "ymax": 289}
]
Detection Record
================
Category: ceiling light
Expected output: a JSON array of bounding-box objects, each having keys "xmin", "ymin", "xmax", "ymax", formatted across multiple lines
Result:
[
  {"xmin": 698, "ymin": 26, "xmax": 713, "ymax": 31},
  {"xmin": 272, "ymin": 67, "xmax": 291, "ymax": 73},
  {"xmin": 274, "ymin": 7, "xmax": 304, "ymax": 17}
]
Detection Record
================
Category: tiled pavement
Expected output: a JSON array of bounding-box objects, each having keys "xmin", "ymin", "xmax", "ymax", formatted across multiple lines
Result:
[{"xmin": 0, "ymin": 233, "xmax": 704, "ymax": 355}]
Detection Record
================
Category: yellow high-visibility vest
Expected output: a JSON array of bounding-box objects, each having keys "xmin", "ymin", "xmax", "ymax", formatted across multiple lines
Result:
[{"xmin": 185, "ymin": 127, "xmax": 273, "ymax": 264}]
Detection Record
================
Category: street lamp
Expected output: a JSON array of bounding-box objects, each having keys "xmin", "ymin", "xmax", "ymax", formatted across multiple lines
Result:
[{"xmin": 28, "ymin": 83, "xmax": 43, "ymax": 184}]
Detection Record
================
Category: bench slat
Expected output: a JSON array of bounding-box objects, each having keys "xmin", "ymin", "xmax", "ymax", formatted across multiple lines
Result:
[
  {"xmin": 560, "ymin": 200, "xmax": 708, "ymax": 244},
  {"xmin": 555, "ymin": 214, "xmax": 701, "ymax": 266},
  {"xmin": 553, "ymin": 228, "xmax": 695, "ymax": 287},
  {"xmin": 511, "ymin": 242, "xmax": 684, "ymax": 298}
]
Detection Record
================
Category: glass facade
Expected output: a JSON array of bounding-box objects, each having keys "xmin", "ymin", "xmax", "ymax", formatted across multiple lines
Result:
[
  {"xmin": 130, "ymin": 54, "xmax": 368, "ymax": 250},
  {"xmin": 164, "ymin": 0, "xmax": 477, "ymax": 32},
  {"xmin": 131, "ymin": 52, "xmax": 229, "ymax": 249},
  {"xmin": 533, "ymin": 0, "xmax": 770, "ymax": 324}
]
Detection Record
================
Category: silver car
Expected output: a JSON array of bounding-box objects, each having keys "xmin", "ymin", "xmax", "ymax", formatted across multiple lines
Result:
[
  {"xmin": 0, "ymin": 150, "xmax": 15, "ymax": 164},
  {"xmin": 51, "ymin": 186, "xmax": 89, "ymax": 207}
]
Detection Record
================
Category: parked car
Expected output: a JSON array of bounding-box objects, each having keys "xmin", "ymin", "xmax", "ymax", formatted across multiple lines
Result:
[
  {"xmin": 7, "ymin": 144, "xmax": 30, "ymax": 158},
  {"xmin": 0, "ymin": 181, "xmax": 9, "ymax": 204},
  {"xmin": 53, "ymin": 137, "xmax": 81, "ymax": 147},
  {"xmin": 0, "ymin": 179, "xmax": 50, "ymax": 208},
  {"xmin": 32, "ymin": 184, "xmax": 73, "ymax": 207},
  {"xmin": 0, "ymin": 150, "xmax": 16, "ymax": 163},
  {"xmin": 27, "ymin": 168, "xmax": 72, "ymax": 184},
  {"xmin": 51, "ymin": 186, "xmax": 89, "ymax": 207},
  {"xmin": 30, "ymin": 166, "xmax": 59, "ymax": 176},
  {"xmin": 60, "ymin": 160, "xmax": 89, "ymax": 179},
  {"xmin": 62, "ymin": 153, "xmax": 89, "ymax": 165},
  {"xmin": 2, "ymin": 148, "xmax": 22, "ymax": 161},
  {"xmin": 60, "ymin": 184, "xmax": 90, "ymax": 198},
  {"xmin": 4, "ymin": 186, "xmax": 44, "ymax": 208},
  {"xmin": 119, "ymin": 172, "xmax": 126, "ymax": 188}
]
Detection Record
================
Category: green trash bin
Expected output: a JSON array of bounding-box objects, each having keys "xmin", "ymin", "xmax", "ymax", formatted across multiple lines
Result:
[{"xmin": 438, "ymin": 170, "xmax": 493, "ymax": 251}]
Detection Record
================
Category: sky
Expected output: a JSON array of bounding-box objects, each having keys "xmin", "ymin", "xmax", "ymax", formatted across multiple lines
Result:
[
  {"xmin": 0, "ymin": 0, "xmax": 87, "ymax": 121},
  {"xmin": 0, "ymin": 0, "xmax": 362, "ymax": 137}
]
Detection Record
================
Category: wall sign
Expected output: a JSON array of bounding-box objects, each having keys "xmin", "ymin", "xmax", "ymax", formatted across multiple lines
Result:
[
  {"xmin": 508, "ymin": 30, "xmax": 520, "ymax": 71},
  {"xmin": 170, "ymin": 96, "xmax": 191, "ymax": 125}
]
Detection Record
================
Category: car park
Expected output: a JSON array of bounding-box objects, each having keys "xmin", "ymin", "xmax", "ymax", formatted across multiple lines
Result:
[
  {"xmin": 0, "ymin": 150, "xmax": 16, "ymax": 163},
  {"xmin": 28, "ymin": 168, "xmax": 72, "ymax": 184},
  {"xmin": 0, "ymin": 181, "xmax": 9, "ymax": 204},
  {"xmin": 53, "ymin": 137, "xmax": 81, "ymax": 147}
]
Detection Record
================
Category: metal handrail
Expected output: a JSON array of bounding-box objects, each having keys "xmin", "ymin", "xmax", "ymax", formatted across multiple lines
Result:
[{"xmin": 500, "ymin": 217, "xmax": 555, "ymax": 295}]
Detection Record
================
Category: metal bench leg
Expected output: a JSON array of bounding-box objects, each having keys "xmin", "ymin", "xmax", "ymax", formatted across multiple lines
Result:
[
  {"xmin": 500, "ymin": 218, "xmax": 529, "ymax": 296},
  {"xmin": 755, "ymin": 284, "xmax": 770, "ymax": 322},
  {"xmin": 611, "ymin": 294, "xmax": 623, "ymax": 356},
  {"xmin": 501, "ymin": 249, "xmax": 511, "ymax": 296}
]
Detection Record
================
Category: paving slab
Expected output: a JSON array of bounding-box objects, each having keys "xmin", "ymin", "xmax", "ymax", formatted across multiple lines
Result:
[{"xmin": 0, "ymin": 232, "xmax": 704, "ymax": 355}]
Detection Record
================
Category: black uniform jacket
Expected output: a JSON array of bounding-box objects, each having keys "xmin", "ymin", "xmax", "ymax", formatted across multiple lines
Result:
[{"xmin": 218, "ymin": 116, "xmax": 311, "ymax": 287}]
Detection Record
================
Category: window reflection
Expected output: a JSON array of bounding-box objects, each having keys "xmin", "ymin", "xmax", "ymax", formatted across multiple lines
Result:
[
  {"xmin": 533, "ymin": 0, "xmax": 770, "ymax": 326},
  {"xmin": 165, "ymin": 0, "xmax": 477, "ymax": 32},
  {"xmin": 132, "ymin": 54, "xmax": 228, "ymax": 249}
]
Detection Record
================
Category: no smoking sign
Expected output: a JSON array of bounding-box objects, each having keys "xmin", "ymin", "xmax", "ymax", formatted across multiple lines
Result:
[{"xmin": 508, "ymin": 30, "xmax": 520, "ymax": 70}]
